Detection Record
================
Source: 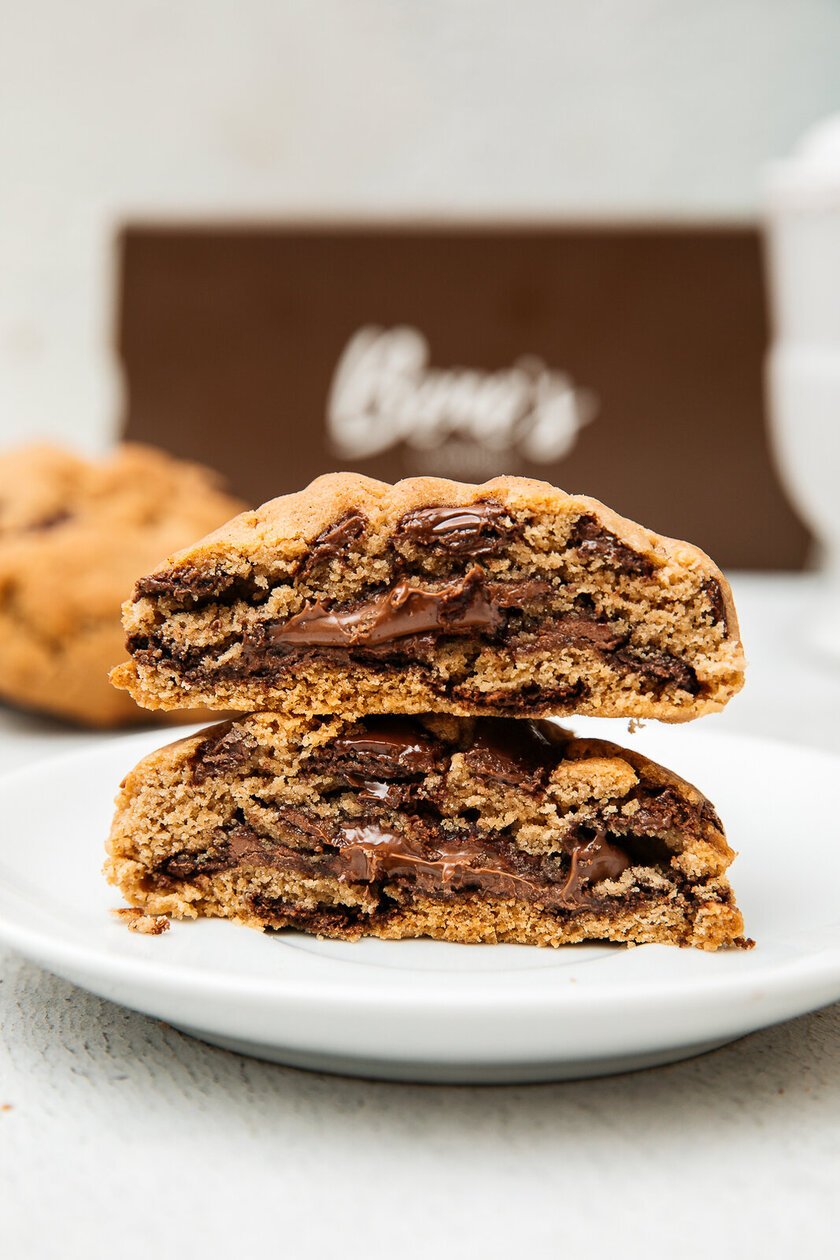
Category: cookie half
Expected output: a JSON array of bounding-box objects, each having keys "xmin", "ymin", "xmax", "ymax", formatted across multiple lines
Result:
[
  {"xmin": 105, "ymin": 713, "xmax": 745, "ymax": 950},
  {"xmin": 112, "ymin": 473, "xmax": 744, "ymax": 722}
]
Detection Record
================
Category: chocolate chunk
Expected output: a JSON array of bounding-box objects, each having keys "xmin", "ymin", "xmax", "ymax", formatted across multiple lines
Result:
[
  {"xmin": 270, "ymin": 566, "xmax": 503, "ymax": 648},
  {"xmin": 125, "ymin": 633, "xmax": 154, "ymax": 660},
  {"xmin": 161, "ymin": 805, "xmax": 675, "ymax": 913},
  {"xmin": 135, "ymin": 564, "xmax": 227, "ymax": 601},
  {"xmin": 512, "ymin": 617, "xmax": 698, "ymax": 695},
  {"xmin": 264, "ymin": 808, "xmax": 334, "ymax": 849},
  {"xmin": 134, "ymin": 565, "xmax": 267, "ymax": 606},
  {"xmin": 560, "ymin": 831, "xmax": 631, "ymax": 900},
  {"xmin": 250, "ymin": 895, "xmax": 371, "ymax": 935},
  {"xmin": 485, "ymin": 578, "xmax": 551, "ymax": 608},
  {"xmin": 321, "ymin": 717, "xmax": 443, "ymax": 780},
  {"xmin": 156, "ymin": 823, "xmax": 333, "ymax": 880},
  {"xmin": 315, "ymin": 715, "xmax": 565, "ymax": 801},
  {"xmin": 190, "ymin": 721, "xmax": 252, "ymax": 784},
  {"xmin": 539, "ymin": 614, "xmax": 628, "ymax": 652},
  {"xmin": 395, "ymin": 501, "xmax": 515, "ymax": 556},
  {"xmin": 568, "ymin": 515, "xmax": 654, "ymax": 577},
  {"xmin": 156, "ymin": 843, "xmax": 232, "ymax": 880},
  {"xmin": 703, "ymin": 578, "xmax": 728, "ymax": 632},
  {"xmin": 234, "ymin": 631, "xmax": 442, "ymax": 679},
  {"xmin": 625, "ymin": 786, "xmax": 713, "ymax": 838},
  {"xmin": 336, "ymin": 825, "xmax": 540, "ymax": 898},
  {"xmin": 352, "ymin": 779, "xmax": 410, "ymax": 808},
  {"xmin": 336, "ymin": 823, "xmax": 633, "ymax": 907},
  {"xmin": 625, "ymin": 796, "xmax": 679, "ymax": 836},
  {"xmin": 346, "ymin": 634, "xmax": 441, "ymax": 668},
  {"xmin": 464, "ymin": 718, "xmax": 560, "ymax": 790},
  {"xmin": 453, "ymin": 680, "xmax": 589, "ymax": 713},
  {"xmin": 614, "ymin": 647, "xmax": 699, "ymax": 695},
  {"xmin": 625, "ymin": 788, "xmax": 685, "ymax": 835},
  {"xmin": 299, "ymin": 511, "xmax": 368, "ymax": 575}
]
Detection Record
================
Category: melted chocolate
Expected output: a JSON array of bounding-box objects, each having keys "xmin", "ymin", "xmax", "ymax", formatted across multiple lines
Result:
[
  {"xmin": 623, "ymin": 786, "xmax": 714, "ymax": 837},
  {"xmin": 539, "ymin": 615, "xmax": 628, "ymax": 652},
  {"xmin": 158, "ymin": 817, "xmax": 637, "ymax": 910},
  {"xmin": 224, "ymin": 827, "xmax": 309, "ymax": 866},
  {"xmin": 300, "ymin": 512, "xmax": 368, "ymax": 575},
  {"xmin": 249, "ymin": 895, "xmax": 371, "ymax": 936},
  {"xmin": 353, "ymin": 779, "xmax": 406, "ymax": 808},
  {"xmin": 333, "ymin": 823, "xmax": 634, "ymax": 907},
  {"xmin": 560, "ymin": 832, "xmax": 631, "ymax": 900},
  {"xmin": 191, "ymin": 722, "xmax": 252, "ymax": 784},
  {"xmin": 136, "ymin": 557, "xmax": 701, "ymax": 703},
  {"xmin": 518, "ymin": 623, "xmax": 697, "ymax": 695},
  {"xmin": 135, "ymin": 564, "xmax": 226, "ymax": 601},
  {"xmin": 315, "ymin": 716, "xmax": 560, "ymax": 796},
  {"xmin": 614, "ymin": 647, "xmax": 699, "ymax": 695},
  {"xmin": 270, "ymin": 566, "xmax": 502, "ymax": 648},
  {"xmin": 486, "ymin": 578, "xmax": 551, "ymax": 607},
  {"xmin": 134, "ymin": 566, "xmax": 267, "ymax": 606},
  {"xmin": 322, "ymin": 717, "xmax": 442, "ymax": 778},
  {"xmin": 156, "ymin": 843, "xmax": 232, "ymax": 880},
  {"xmin": 315, "ymin": 716, "xmax": 565, "ymax": 802},
  {"xmin": 568, "ymin": 515, "xmax": 654, "ymax": 577},
  {"xmin": 145, "ymin": 612, "xmax": 698, "ymax": 700},
  {"xmin": 395, "ymin": 501, "xmax": 514, "ymax": 556},
  {"xmin": 699, "ymin": 797, "xmax": 724, "ymax": 833},
  {"xmin": 337, "ymin": 826, "xmax": 538, "ymax": 898},
  {"xmin": 312, "ymin": 717, "xmax": 442, "ymax": 808},
  {"xmin": 265, "ymin": 808, "xmax": 334, "ymax": 849},
  {"xmin": 151, "ymin": 707, "xmax": 722, "ymax": 921},
  {"xmin": 452, "ymin": 680, "xmax": 590, "ymax": 712},
  {"xmin": 464, "ymin": 718, "xmax": 559, "ymax": 790}
]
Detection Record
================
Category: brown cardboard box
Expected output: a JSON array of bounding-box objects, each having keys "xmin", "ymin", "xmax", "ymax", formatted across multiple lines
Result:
[{"xmin": 118, "ymin": 222, "xmax": 808, "ymax": 569}]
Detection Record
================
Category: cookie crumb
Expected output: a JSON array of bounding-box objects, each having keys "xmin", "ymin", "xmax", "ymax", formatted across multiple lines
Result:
[
  {"xmin": 112, "ymin": 907, "xmax": 170, "ymax": 935},
  {"xmin": 627, "ymin": 718, "xmax": 646, "ymax": 734}
]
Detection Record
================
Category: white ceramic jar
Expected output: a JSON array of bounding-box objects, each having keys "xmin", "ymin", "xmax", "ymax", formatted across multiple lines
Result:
[{"xmin": 765, "ymin": 117, "xmax": 840, "ymax": 657}]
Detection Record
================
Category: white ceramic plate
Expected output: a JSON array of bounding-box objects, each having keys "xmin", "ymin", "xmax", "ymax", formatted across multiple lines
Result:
[{"xmin": 0, "ymin": 722, "xmax": 838, "ymax": 1083}]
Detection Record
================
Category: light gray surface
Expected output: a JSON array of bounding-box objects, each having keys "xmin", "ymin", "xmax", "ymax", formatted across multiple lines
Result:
[{"xmin": 1, "ymin": 574, "xmax": 839, "ymax": 1255}]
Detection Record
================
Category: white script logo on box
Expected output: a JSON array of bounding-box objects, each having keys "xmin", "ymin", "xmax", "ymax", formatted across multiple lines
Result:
[{"xmin": 327, "ymin": 326, "xmax": 596, "ymax": 463}]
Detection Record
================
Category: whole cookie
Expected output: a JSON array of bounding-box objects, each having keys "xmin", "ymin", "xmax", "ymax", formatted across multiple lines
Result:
[{"xmin": 0, "ymin": 443, "xmax": 245, "ymax": 727}]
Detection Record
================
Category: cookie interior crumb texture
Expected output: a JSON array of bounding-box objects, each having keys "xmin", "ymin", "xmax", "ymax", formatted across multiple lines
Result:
[
  {"xmin": 105, "ymin": 713, "xmax": 745, "ymax": 951},
  {"xmin": 112, "ymin": 906, "xmax": 171, "ymax": 935},
  {"xmin": 0, "ymin": 442, "xmax": 245, "ymax": 727},
  {"xmin": 112, "ymin": 472, "xmax": 745, "ymax": 722}
]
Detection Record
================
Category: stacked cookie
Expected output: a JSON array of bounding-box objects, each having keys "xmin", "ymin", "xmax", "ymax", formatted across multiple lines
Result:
[{"xmin": 106, "ymin": 473, "xmax": 747, "ymax": 950}]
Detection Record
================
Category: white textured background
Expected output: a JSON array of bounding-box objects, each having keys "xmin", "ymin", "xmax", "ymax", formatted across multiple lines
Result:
[{"xmin": 2, "ymin": 1, "xmax": 840, "ymax": 451}]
